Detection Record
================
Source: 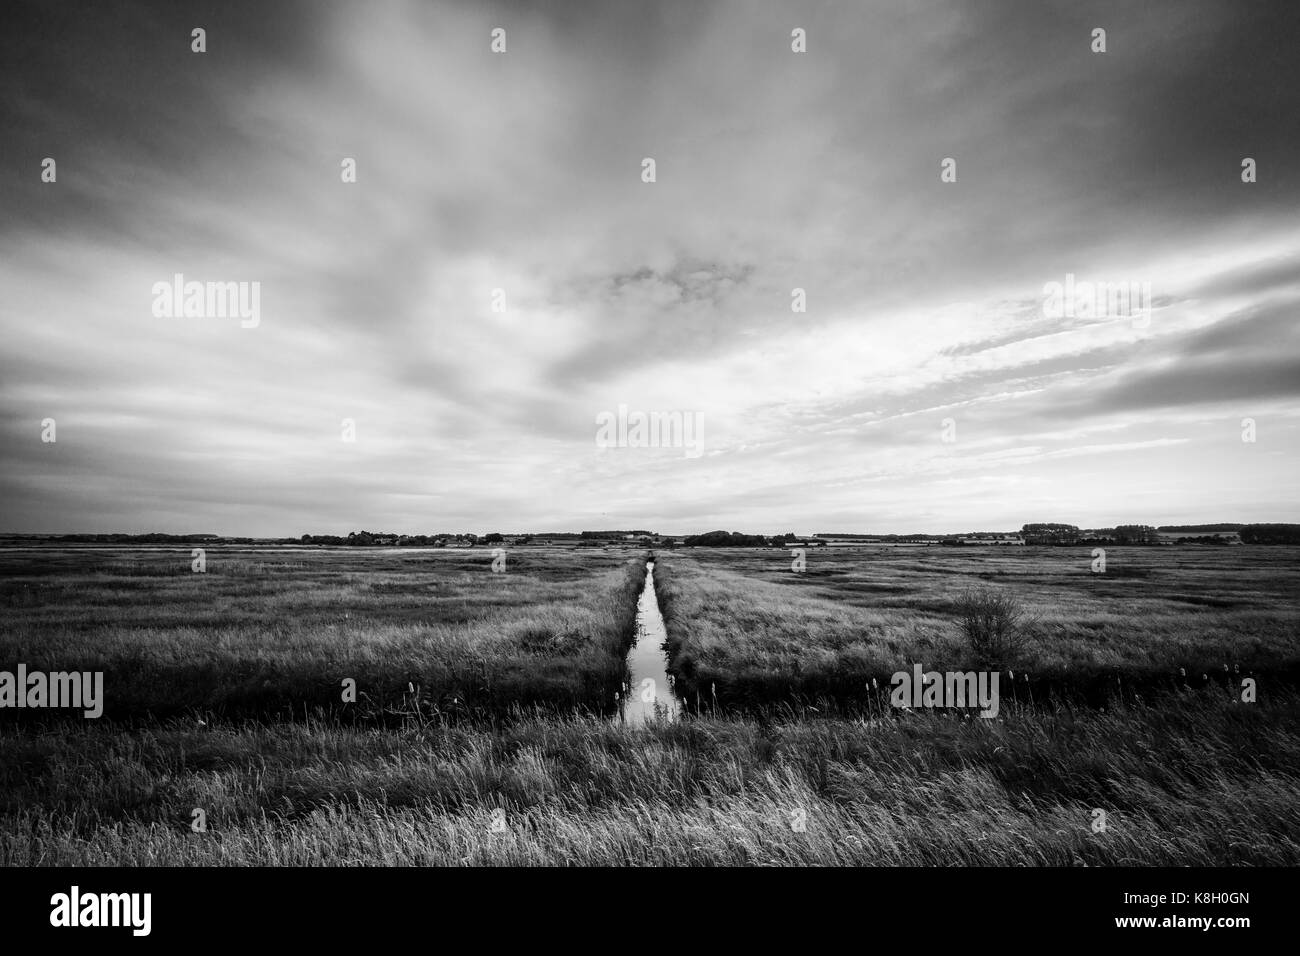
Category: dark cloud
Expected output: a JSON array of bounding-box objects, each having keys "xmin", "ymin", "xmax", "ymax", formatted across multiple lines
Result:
[{"xmin": 1, "ymin": 0, "xmax": 1297, "ymax": 533}]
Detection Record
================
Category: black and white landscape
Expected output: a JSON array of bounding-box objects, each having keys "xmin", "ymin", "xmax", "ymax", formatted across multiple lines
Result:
[{"xmin": 1, "ymin": 0, "xmax": 1297, "ymax": 903}]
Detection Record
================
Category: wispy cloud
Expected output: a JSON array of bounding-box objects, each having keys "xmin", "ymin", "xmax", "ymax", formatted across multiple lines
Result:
[{"xmin": 1, "ymin": 0, "xmax": 1297, "ymax": 534}]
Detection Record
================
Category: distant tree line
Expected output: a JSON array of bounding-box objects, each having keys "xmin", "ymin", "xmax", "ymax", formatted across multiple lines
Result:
[
  {"xmin": 15, "ymin": 522, "xmax": 1300, "ymax": 549},
  {"xmin": 682, "ymin": 530, "xmax": 779, "ymax": 547},
  {"xmin": 1021, "ymin": 523, "xmax": 1084, "ymax": 545},
  {"xmin": 1021, "ymin": 524, "xmax": 1162, "ymax": 545},
  {"xmin": 1157, "ymin": 523, "xmax": 1300, "ymax": 544},
  {"xmin": 299, "ymin": 531, "xmax": 481, "ymax": 547},
  {"xmin": 814, "ymin": 532, "xmax": 934, "ymax": 541},
  {"xmin": 1239, "ymin": 524, "xmax": 1300, "ymax": 544},
  {"xmin": 4, "ymin": 532, "xmax": 253, "ymax": 544},
  {"xmin": 1110, "ymin": 525, "xmax": 1164, "ymax": 545},
  {"xmin": 1020, "ymin": 523, "xmax": 1300, "ymax": 545},
  {"xmin": 299, "ymin": 530, "xmax": 652, "ymax": 546}
]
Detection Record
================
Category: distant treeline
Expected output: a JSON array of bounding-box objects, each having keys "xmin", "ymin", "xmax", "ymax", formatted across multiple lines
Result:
[
  {"xmin": 681, "ymin": 530, "xmax": 774, "ymax": 548},
  {"xmin": 1238, "ymin": 524, "xmax": 1300, "ymax": 544},
  {"xmin": 1021, "ymin": 523, "xmax": 1300, "ymax": 545},
  {"xmin": 299, "ymin": 530, "xmax": 653, "ymax": 546},
  {"xmin": 1158, "ymin": 524, "xmax": 1245, "ymax": 533},
  {"xmin": 3, "ymin": 533, "xmax": 262, "ymax": 544},
  {"xmin": 1021, "ymin": 523, "xmax": 1189, "ymax": 545},
  {"xmin": 814, "ymin": 532, "xmax": 934, "ymax": 541},
  {"xmin": 684, "ymin": 523, "xmax": 1300, "ymax": 548},
  {"xmin": 300, "ymin": 531, "xmax": 482, "ymax": 546},
  {"xmin": 9, "ymin": 523, "xmax": 1300, "ymax": 548},
  {"xmin": 1158, "ymin": 523, "xmax": 1300, "ymax": 543}
]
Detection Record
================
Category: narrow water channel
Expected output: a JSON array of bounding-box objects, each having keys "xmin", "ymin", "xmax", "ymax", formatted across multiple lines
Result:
[{"xmin": 620, "ymin": 561, "xmax": 682, "ymax": 725}]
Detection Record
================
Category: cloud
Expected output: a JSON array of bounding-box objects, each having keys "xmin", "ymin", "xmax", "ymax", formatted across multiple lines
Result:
[{"xmin": 1, "ymin": 0, "xmax": 1297, "ymax": 533}]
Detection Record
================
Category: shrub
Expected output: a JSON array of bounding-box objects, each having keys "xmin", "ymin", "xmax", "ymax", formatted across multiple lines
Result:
[{"xmin": 954, "ymin": 587, "xmax": 1034, "ymax": 667}]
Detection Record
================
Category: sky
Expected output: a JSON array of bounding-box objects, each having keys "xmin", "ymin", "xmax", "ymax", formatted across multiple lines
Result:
[{"xmin": 1, "ymin": 0, "xmax": 1298, "ymax": 536}]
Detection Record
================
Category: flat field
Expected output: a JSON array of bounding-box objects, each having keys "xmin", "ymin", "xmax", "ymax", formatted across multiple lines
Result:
[
  {"xmin": 653, "ymin": 545, "xmax": 1300, "ymax": 706},
  {"xmin": 1, "ymin": 544, "xmax": 1296, "ymax": 865},
  {"xmin": 0, "ymin": 546, "xmax": 645, "ymax": 720}
]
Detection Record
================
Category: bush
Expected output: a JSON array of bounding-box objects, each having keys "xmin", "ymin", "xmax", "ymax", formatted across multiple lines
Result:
[
  {"xmin": 682, "ymin": 530, "xmax": 769, "ymax": 547},
  {"xmin": 954, "ymin": 587, "xmax": 1034, "ymax": 667}
]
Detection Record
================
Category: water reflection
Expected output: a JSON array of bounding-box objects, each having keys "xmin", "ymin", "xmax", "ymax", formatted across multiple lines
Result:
[{"xmin": 619, "ymin": 561, "xmax": 682, "ymax": 725}]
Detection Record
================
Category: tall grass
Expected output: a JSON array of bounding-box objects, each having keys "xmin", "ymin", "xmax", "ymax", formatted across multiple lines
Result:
[
  {"xmin": 3, "ymin": 544, "xmax": 1295, "ymax": 866},
  {"xmin": 0, "ymin": 548, "xmax": 648, "ymax": 722},
  {"xmin": 653, "ymin": 547, "xmax": 1300, "ymax": 708},
  {"xmin": 2, "ymin": 690, "xmax": 1296, "ymax": 865}
]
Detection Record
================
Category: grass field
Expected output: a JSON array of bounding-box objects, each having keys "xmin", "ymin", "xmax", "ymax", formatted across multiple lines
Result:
[
  {"xmin": 0, "ymin": 547, "xmax": 645, "ymax": 721},
  {"xmin": 1, "ymin": 544, "xmax": 1297, "ymax": 865},
  {"xmin": 2, "ymin": 692, "xmax": 1296, "ymax": 865},
  {"xmin": 654, "ymin": 545, "xmax": 1300, "ymax": 707}
]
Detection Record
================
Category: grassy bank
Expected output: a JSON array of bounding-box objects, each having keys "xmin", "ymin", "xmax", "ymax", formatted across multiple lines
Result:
[
  {"xmin": 2, "ymin": 689, "xmax": 1296, "ymax": 865},
  {"xmin": 3, "ymin": 544, "xmax": 1296, "ymax": 866},
  {"xmin": 652, "ymin": 546, "xmax": 1300, "ymax": 707},
  {"xmin": 0, "ymin": 547, "xmax": 647, "ymax": 721}
]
